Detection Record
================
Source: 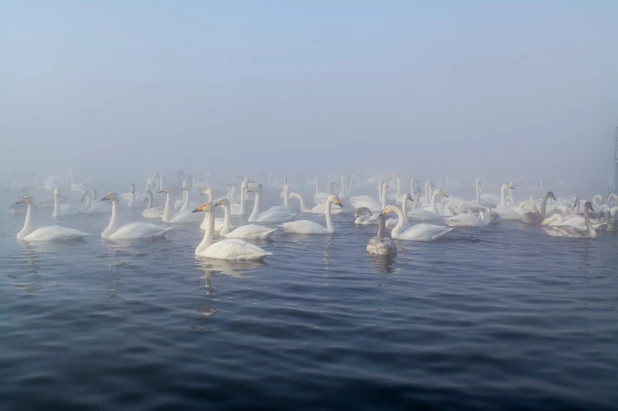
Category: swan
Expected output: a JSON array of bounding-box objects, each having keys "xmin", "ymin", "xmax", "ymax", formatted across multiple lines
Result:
[
  {"xmin": 543, "ymin": 202, "xmax": 596, "ymax": 239},
  {"xmin": 52, "ymin": 189, "xmax": 82, "ymax": 218},
  {"xmin": 382, "ymin": 205, "xmax": 452, "ymax": 241},
  {"xmin": 385, "ymin": 193, "xmax": 414, "ymax": 228},
  {"xmin": 523, "ymin": 191, "xmax": 557, "ymax": 224},
  {"xmin": 100, "ymin": 192, "xmax": 173, "ymax": 240},
  {"xmin": 15, "ymin": 196, "xmax": 88, "ymax": 241},
  {"xmin": 289, "ymin": 192, "xmax": 347, "ymax": 215},
  {"xmin": 247, "ymin": 184, "xmax": 296, "ymax": 223},
  {"xmin": 142, "ymin": 190, "xmax": 164, "ymax": 219},
  {"xmin": 277, "ymin": 195, "xmax": 343, "ymax": 234},
  {"xmin": 193, "ymin": 202, "xmax": 272, "ymax": 260},
  {"xmin": 367, "ymin": 214, "xmax": 397, "ymax": 257},
  {"xmin": 495, "ymin": 183, "xmax": 522, "ymax": 220},
  {"xmin": 407, "ymin": 189, "xmax": 447, "ymax": 221},
  {"xmin": 354, "ymin": 207, "xmax": 380, "ymax": 225},
  {"xmin": 215, "ymin": 198, "xmax": 276, "ymax": 239},
  {"xmin": 162, "ymin": 186, "xmax": 204, "ymax": 224},
  {"xmin": 314, "ymin": 180, "xmax": 338, "ymax": 205},
  {"xmin": 444, "ymin": 210, "xmax": 490, "ymax": 227},
  {"xmin": 198, "ymin": 189, "xmax": 226, "ymax": 231}
]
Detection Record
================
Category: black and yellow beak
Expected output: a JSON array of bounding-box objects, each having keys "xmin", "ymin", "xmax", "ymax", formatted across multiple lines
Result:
[
  {"xmin": 192, "ymin": 204, "xmax": 206, "ymax": 213},
  {"xmin": 335, "ymin": 198, "xmax": 343, "ymax": 208},
  {"xmin": 380, "ymin": 208, "xmax": 388, "ymax": 216}
]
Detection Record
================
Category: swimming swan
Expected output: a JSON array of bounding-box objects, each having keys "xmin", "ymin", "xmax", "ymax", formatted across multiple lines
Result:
[
  {"xmin": 215, "ymin": 198, "xmax": 276, "ymax": 239},
  {"xmin": 15, "ymin": 196, "xmax": 88, "ymax": 241},
  {"xmin": 193, "ymin": 202, "xmax": 273, "ymax": 260},
  {"xmin": 382, "ymin": 205, "xmax": 452, "ymax": 241},
  {"xmin": 101, "ymin": 192, "xmax": 173, "ymax": 240},
  {"xmin": 543, "ymin": 201, "xmax": 596, "ymax": 239},
  {"xmin": 367, "ymin": 214, "xmax": 397, "ymax": 256},
  {"xmin": 248, "ymin": 184, "xmax": 296, "ymax": 223},
  {"xmin": 278, "ymin": 195, "xmax": 343, "ymax": 234},
  {"xmin": 142, "ymin": 190, "xmax": 164, "ymax": 219},
  {"xmin": 52, "ymin": 189, "xmax": 81, "ymax": 218}
]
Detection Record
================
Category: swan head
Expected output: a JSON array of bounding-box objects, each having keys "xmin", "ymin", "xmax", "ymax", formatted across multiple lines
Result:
[
  {"xmin": 584, "ymin": 201, "xmax": 594, "ymax": 212},
  {"xmin": 330, "ymin": 182, "xmax": 339, "ymax": 189},
  {"xmin": 354, "ymin": 207, "xmax": 372, "ymax": 219},
  {"xmin": 192, "ymin": 202, "xmax": 213, "ymax": 213},
  {"xmin": 380, "ymin": 205, "xmax": 398, "ymax": 216},
  {"xmin": 53, "ymin": 189, "xmax": 67, "ymax": 200},
  {"xmin": 101, "ymin": 192, "xmax": 119, "ymax": 202},
  {"xmin": 80, "ymin": 190, "xmax": 87, "ymax": 202},
  {"xmin": 130, "ymin": 183, "xmax": 135, "ymax": 193},
  {"xmin": 214, "ymin": 198, "xmax": 230, "ymax": 207},
  {"xmin": 546, "ymin": 191, "xmax": 557, "ymax": 202},
  {"xmin": 248, "ymin": 184, "xmax": 263, "ymax": 193},
  {"xmin": 328, "ymin": 195, "xmax": 343, "ymax": 208},
  {"xmin": 476, "ymin": 179, "xmax": 481, "ymax": 186},
  {"xmin": 405, "ymin": 193, "xmax": 413, "ymax": 202},
  {"xmin": 200, "ymin": 188, "xmax": 212, "ymax": 196},
  {"xmin": 437, "ymin": 189, "xmax": 448, "ymax": 198},
  {"xmin": 15, "ymin": 195, "xmax": 34, "ymax": 205},
  {"xmin": 505, "ymin": 183, "xmax": 515, "ymax": 190}
]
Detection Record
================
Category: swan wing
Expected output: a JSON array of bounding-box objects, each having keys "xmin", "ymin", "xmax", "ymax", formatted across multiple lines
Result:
[
  {"xmin": 169, "ymin": 210, "xmax": 204, "ymax": 223},
  {"xmin": 224, "ymin": 224, "xmax": 277, "ymax": 239},
  {"xmin": 201, "ymin": 239, "xmax": 272, "ymax": 260},
  {"xmin": 24, "ymin": 226, "xmax": 88, "ymax": 241},
  {"xmin": 109, "ymin": 223, "xmax": 172, "ymax": 239},
  {"xmin": 278, "ymin": 220, "xmax": 327, "ymax": 234},
  {"xmin": 257, "ymin": 210, "xmax": 296, "ymax": 223},
  {"xmin": 142, "ymin": 207, "xmax": 164, "ymax": 219},
  {"xmin": 395, "ymin": 224, "xmax": 452, "ymax": 241}
]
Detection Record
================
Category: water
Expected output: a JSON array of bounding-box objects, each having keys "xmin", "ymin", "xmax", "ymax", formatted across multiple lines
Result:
[{"xmin": 1, "ymin": 190, "xmax": 617, "ymax": 410}]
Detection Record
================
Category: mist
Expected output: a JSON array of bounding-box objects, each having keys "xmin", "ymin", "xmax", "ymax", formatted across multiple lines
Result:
[{"xmin": 1, "ymin": 1, "xmax": 617, "ymax": 188}]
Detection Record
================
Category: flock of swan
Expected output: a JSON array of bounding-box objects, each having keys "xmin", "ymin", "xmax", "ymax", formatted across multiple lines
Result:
[{"xmin": 5, "ymin": 170, "xmax": 617, "ymax": 261}]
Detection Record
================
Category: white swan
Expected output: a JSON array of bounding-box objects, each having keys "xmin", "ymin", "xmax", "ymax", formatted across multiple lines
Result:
[
  {"xmin": 15, "ymin": 196, "xmax": 88, "ymax": 241},
  {"xmin": 495, "ymin": 183, "xmax": 523, "ymax": 220},
  {"xmin": 52, "ymin": 189, "xmax": 81, "ymax": 218},
  {"xmin": 382, "ymin": 205, "xmax": 452, "ymax": 241},
  {"xmin": 367, "ymin": 214, "xmax": 397, "ymax": 256},
  {"xmin": 289, "ymin": 192, "xmax": 347, "ymax": 215},
  {"xmin": 278, "ymin": 195, "xmax": 343, "ymax": 234},
  {"xmin": 142, "ymin": 190, "xmax": 164, "ymax": 219},
  {"xmin": 247, "ymin": 184, "xmax": 296, "ymax": 223},
  {"xmin": 215, "ymin": 198, "xmax": 276, "ymax": 239},
  {"xmin": 314, "ymin": 180, "xmax": 338, "ymax": 206},
  {"xmin": 193, "ymin": 202, "xmax": 272, "ymax": 260},
  {"xmin": 354, "ymin": 207, "xmax": 380, "ymax": 225},
  {"xmin": 198, "ymin": 188, "xmax": 226, "ymax": 231},
  {"xmin": 385, "ymin": 193, "xmax": 413, "ymax": 228},
  {"xmin": 543, "ymin": 202, "xmax": 597, "ymax": 239},
  {"xmin": 444, "ymin": 211, "xmax": 490, "ymax": 227},
  {"xmin": 100, "ymin": 192, "xmax": 172, "ymax": 240},
  {"xmin": 407, "ymin": 189, "xmax": 447, "ymax": 221},
  {"xmin": 163, "ymin": 186, "xmax": 203, "ymax": 224}
]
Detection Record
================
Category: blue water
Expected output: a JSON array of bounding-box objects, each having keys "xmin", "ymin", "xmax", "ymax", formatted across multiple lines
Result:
[{"xmin": 1, "ymin": 190, "xmax": 617, "ymax": 410}]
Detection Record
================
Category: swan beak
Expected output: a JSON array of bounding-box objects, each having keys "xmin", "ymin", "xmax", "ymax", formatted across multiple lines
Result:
[
  {"xmin": 192, "ymin": 204, "xmax": 206, "ymax": 213},
  {"xmin": 380, "ymin": 208, "xmax": 388, "ymax": 216},
  {"xmin": 335, "ymin": 199, "xmax": 343, "ymax": 208}
]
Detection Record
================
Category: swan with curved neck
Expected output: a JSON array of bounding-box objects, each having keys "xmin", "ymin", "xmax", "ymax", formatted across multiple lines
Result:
[
  {"xmin": 142, "ymin": 190, "xmax": 164, "ymax": 219},
  {"xmin": 52, "ymin": 188, "xmax": 81, "ymax": 218},
  {"xmin": 367, "ymin": 214, "xmax": 397, "ymax": 256},
  {"xmin": 277, "ymin": 195, "xmax": 343, "ymax": 234},
  {"xmin": 381, "ymin": 205, "xmax": 452, "ymax": 241},
  {"xmin": 15, "ymin": 196, "xmax": 88, "ymax": 241},
  {"xmin": 215, "ymin": 198, "xmax": 276, "ymax": 239},
  {"xmin": 248, "ymin": 184, "xmax": 296, "ymax": 223},
  {"xmin": 192, "ymin": 202, "xmax": 272, "ymax": 260},
  {"xmin": 544, "ymin": 202, "xmax": 597, "ymax": 238},
  {"xmin": 354, "ymin": 207, "xmax": 380, "ymax": 225},
  {"xmin": 385, "ymin": 193, "xmax": 413, "ymax": 228},
  {"xmin": 101, "ymin": 192, "xmax": 172, "ymax": 239},
  {"xmin": 289, "ymin": 192, "xmax": 347, "ymax": 215}
]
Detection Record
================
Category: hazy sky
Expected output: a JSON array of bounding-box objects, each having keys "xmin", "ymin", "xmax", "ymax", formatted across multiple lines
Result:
[{"xmin": 1, "ymin": 1, "xmax": 617, "ymax": 184}]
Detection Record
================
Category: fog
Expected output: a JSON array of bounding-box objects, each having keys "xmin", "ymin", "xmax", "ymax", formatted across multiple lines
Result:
[{"xmin": 1, "ymin": 1, "xmax": 617, "ymax": 188}]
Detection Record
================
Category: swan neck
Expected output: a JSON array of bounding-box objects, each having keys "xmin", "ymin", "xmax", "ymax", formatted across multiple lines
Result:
[
  {"xmin": 197, "ymin": 211, "xmax": 214, "ymax": 253},
  {"xmin": 221, "ymin": 204, "xmax": 230, "ymax": 235},
  {"xmin": 401, "ymin": 195, "xmax": 409, "ymax": 224},
  {"xmin": 476, "ymin": 183, "xmax": 481, "ymax": 203},
  {"xmin": 431, "ymin": 191, "xmax": 439, "ymax": 215},
  {"xmin": 102, "ymin": 200, "xmax": 118, "ymax": 237},
  {"xmin": 501, "ymin": 185, "xmax": 508, "ymax": 208},
  {"xmin": 162, "ymin": 192, "xmax": 172, "ymax": 222},
  {"xmin": 381, "ymin": 185, "xmax": 387, "ymax": 208},
  {"xmin": 284, "ymin": 185, "xmax": 289, "ymax": 207},
  {"xmin": 146, "ymin": 193, "xmax": 153, "ymax": 210},
  {"xmin": 584, "ymin": 206, "xmax": 595, "ymax": 235},
  {"xmin": 53, "ymin": 194, "xmax": 60, "ymax": 216},
  {"xmin": 18, "ymin": 203, "xmax": 35, "ymax": 238},
  {"xmin": 249, "ymin": 189, "xmax": 260, "ymax": 222},
  {"xmin": 240, "ymin": 185, "xmax": 245, "ymax": 214},
  {"xmin": 325, "ymin": 198, "xmax": 334, "ymax": 233},
  {"xmin": 377, "ymin": 215, "xmax": 386, "ymax": 238},
  {"xmin": 291, "ymin": 193, "xmax": 307, "ymax": 212},
  {"xmin": 541, "ymin": 192, "xmax": 550, "ymax": 217},
  {"xmin": 392, "ymin": 206, "xmax": 406, "ymax": 234}
]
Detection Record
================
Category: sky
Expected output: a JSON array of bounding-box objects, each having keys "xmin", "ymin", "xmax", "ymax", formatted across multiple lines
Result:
[{"xmin": 1, "ymin": 1, "xmax": 617, "ymax": 186}]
